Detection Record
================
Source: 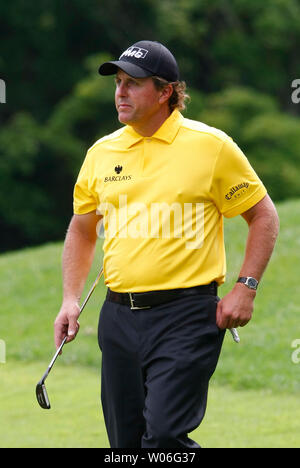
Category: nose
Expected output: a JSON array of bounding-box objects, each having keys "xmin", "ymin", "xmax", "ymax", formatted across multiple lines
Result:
[{"xmin": 115, "ymin": 80, "xmax": 127, "ymax": 98}]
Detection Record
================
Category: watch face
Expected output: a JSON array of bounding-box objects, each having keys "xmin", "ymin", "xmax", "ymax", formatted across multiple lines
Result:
[{"xmin": 247, "ymin": 278, "xmax": 258, "ymax": 289}]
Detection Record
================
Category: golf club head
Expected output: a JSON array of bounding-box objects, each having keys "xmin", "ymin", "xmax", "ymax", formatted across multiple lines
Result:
[
  {"xmin": 35, "ymin": 267, "xmax": 104, "ymax": 410},
  {"xmin": 36, "ymin": 380, "xmax": 51, "ymax": 409}
]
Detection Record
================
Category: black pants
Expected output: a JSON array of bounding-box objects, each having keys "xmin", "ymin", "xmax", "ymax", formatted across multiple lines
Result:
[{"xmin": 98, "ymin": 294, "xmax": 225, "ymax": 448}]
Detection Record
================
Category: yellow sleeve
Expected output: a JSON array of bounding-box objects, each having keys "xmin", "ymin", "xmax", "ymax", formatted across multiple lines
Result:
[
  {"xmin": 73, "ymin": 152, "xmax": 98, "ymax": 215},
  {"xmin": 210, "ymin": 137, "xmax": 267, "ymax": 218}
]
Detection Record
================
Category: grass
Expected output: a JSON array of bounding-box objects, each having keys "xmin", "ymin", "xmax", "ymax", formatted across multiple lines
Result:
[
  {"xmin": 0, "ymin": 198, "xmax": 300, "ymax": 447},
  {"xmin": 1, "ymin": 361, "xmax": 299, "ymax": 448},
  {"xmin": 1, "ymin": 361, "xmax": 108, "ymax": 448}
]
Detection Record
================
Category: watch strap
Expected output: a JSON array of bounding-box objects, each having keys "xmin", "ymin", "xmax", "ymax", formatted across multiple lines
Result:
[{"xmin": 237, "ymin": 276, "xmax": 258, "ymax": 290}]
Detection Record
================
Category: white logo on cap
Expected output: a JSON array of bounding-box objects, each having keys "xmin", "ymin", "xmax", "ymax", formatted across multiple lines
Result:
[{"xmin": 120, "ymin": 47, "xmax": 149, "ymax": 60}]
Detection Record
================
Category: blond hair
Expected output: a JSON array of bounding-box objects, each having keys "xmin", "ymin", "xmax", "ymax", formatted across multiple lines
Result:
[{"xmin": 152, "ymin": 76, "xmax": 190, "ymax": 112}]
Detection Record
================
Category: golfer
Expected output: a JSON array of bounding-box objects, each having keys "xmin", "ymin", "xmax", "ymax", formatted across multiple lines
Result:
[{"xmin": 54, "ymin": 40, "xmax": 279, "ymax": 448}]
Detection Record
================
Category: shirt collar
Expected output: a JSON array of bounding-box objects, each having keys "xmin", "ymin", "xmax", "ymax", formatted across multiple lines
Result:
[{"xmin": 122, "ymin": 109, "xmax": 183, "ymax": 148}]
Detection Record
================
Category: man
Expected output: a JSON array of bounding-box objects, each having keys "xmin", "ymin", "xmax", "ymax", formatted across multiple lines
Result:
[{"xmin": 54, "ymin": 40, "xmax": 279, "ymax": 448}]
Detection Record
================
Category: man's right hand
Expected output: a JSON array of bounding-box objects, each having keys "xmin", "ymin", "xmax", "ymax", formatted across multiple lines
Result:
[
  {"xmin": 54, "ymin": 301, "xmax": 81, "ymax": 350},
  {"xmin": 54, "ymin": 212, "xmax": 102, "ymax": 351}
]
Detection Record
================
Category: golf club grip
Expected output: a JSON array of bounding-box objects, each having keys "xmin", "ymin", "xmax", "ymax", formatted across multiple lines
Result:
[
  {"xmin": 45, "ymin": 267, "xmax": 103, "ymax": 376},
  {"xmin": 49, "ymin": 268, "xmax": 103, "ymax": 369},
  {"xmin": 230, "ymin": 328, "xmax": 240, "ymax": 343},
  {"xmin": 54, "ymin": 267, "xmax": 104, "ymax": 357}
]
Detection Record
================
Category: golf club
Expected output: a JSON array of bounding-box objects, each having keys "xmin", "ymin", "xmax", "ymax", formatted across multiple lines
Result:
[
  {"xmin": 36, "ymin": 266, "xmax": 104, "ymax": 409},
  {"xmin": 230, "ymin": 328, "xmax": 240, "ymax": 343}
]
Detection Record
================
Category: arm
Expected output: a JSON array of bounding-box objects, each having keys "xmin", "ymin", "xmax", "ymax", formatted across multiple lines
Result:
[
  {"xmin": 216, "ymin": 194, "xmax": 279, "ymax": 329},
  {"xmin": 54, "ymin": 211, "xmax": 102, "ymax": 349}
]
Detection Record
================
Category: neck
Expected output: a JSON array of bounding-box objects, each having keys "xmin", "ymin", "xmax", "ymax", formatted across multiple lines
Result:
[{"xmin": 131, "ymin": 107, "xmax": 171, "ymax": 137}]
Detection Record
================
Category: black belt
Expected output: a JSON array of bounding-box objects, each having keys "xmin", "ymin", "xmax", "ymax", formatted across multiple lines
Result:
[{"xmin": 106, "ymin": 282, "xmax": 218, "ymax": 310}]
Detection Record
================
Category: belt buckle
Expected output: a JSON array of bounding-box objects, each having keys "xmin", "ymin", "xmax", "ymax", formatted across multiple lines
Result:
[{"xmin": 128, "ymin": 293, "xmax": 151, "ymax": 310}]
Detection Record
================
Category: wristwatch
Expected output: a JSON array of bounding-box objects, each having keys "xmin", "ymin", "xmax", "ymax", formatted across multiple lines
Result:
[{"xmin": 237, "ymin": 276, "xmax": 259, "ymax": 290}]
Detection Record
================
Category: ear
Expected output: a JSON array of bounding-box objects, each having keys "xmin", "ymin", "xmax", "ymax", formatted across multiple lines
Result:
[{"xmin": 158, "ymin": 84, "xmax": 173, "ymax": 105}]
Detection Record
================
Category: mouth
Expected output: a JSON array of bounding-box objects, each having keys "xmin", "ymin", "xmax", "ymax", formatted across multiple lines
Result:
[{"xmin": 118, "ymin": 103, "xmax": 132, "ymax": 110}]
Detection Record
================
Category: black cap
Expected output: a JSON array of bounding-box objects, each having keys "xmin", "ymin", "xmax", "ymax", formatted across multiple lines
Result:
[{"xmin": 99, "ymin": 40, "xmax": 179, "ymax": 82}]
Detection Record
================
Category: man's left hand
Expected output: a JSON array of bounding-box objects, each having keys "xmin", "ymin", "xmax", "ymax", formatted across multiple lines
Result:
[{"xmin": 216, "ymin": 283, "xmax": 256, "ymax": 329}]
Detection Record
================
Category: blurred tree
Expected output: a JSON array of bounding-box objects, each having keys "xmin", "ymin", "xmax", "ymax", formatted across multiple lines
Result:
[
  {"xmin": 156, "ymin": 0, "xmax": 300, "ymax": 113},
  {"xmin": 0, "ymin": 0, "xmax": 300, "ymax": 251},
  {"xmin": 0, "ymin": 54, "xmax": 117, "ymax": 250},
  {"xmin": 194, "ymin": 86, "xmax": 300, "ymax": 201}
]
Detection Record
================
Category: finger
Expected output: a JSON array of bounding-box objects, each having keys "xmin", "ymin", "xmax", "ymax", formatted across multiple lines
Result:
[
  {"xmin": 228, "ymin": 316, "xmax": 243, "ymax": 329},
  {"xmin": 54, "ymin": 321, "xmax": 68, "ymax": 350},
  {"xmin": 216, "ymin": 301, "xmax": 229, "ymax": 329},
  {"xmin": 239, "ymin": 319, "xmax": 250, "ymax": 327},
  {"xmin": 215, "ymin": 301, "xmax": 222, "ymax": 328},
  {"xmin": 230, "ymin": 321, "xmax": 240, "ymax": 329},
  {"xmin": 66, "ymin": 319, "xmax": 80, "ymax": 343}
]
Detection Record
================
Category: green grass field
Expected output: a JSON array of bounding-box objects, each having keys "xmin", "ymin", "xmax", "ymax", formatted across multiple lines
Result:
[{"xmin": 0, "ymin": 199, "xmax": 300, "ymax": 448}]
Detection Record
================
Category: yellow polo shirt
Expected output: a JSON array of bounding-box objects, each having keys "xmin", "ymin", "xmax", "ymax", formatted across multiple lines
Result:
[{"xmin": 74, "ymin": 109, "xmax": 267, "ymax": 292}]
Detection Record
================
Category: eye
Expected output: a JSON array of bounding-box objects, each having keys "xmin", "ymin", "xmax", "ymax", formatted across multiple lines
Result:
[{"xmin": 128, "ymin": 79, "xmax": 139, "ymax": 86}]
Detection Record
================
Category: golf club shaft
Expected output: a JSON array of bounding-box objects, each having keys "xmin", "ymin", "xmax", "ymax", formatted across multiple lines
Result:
[
  {"xmin": 41, "ymin": 336, "xmax": 68, "ymax": 382},
  {"xmin": 78, "ymin": 267, "xmax": 104, "ymax": 318}
]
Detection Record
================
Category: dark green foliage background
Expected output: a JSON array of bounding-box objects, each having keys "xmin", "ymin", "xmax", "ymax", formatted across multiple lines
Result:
[{"xmin": 1, "ymin": 0, "xmax": 300, "ymax": 251}]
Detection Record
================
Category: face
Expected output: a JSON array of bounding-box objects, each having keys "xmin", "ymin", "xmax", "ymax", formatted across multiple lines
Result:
[{"xmin": 114, "ymin": 70, "xmax": 168, "ymax": 131}]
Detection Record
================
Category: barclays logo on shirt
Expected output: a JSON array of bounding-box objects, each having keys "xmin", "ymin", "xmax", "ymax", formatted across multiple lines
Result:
[{"xmin": 104, "ymin": 165, "xmax": 132, "ymax": 182}]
